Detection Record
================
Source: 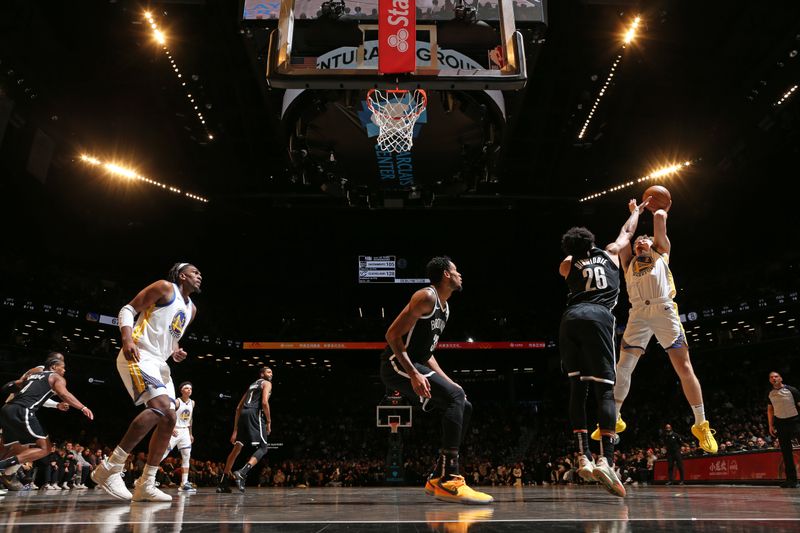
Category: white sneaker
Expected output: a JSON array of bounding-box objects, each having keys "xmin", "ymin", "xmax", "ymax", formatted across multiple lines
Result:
[
  {"xmin": 132, "ymin": 478, "xmax": 172, "ymax": 502},
  {"xmin": 577, "ymin": 455, "xmax": 596, "ymax": 482},
  {"xmin": 177, "ymin": 483, "xmax": 197, "ymax": 493},
  {"xmin": 62, "ymin": 482, "xmax": 71, "ymax": 490},
  {"xmin": 592, "ymin": 457, "xmax": 626, "ymax": 497},
  {"xmin": 91, "ymin": 461, "xmax": 133, "ymax": 501},
  {"xmin": 29, "ymin": 482, "xmax": 38, "ymax": 490}
]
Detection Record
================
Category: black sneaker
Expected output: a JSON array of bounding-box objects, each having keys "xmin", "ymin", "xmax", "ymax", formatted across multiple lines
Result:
[
  {"xmin": 232, "ymin": 470, "xmax": 246, "ymax": 493},
  {"xmin": 780, "ymin": 480, "xmax": 799, "ymax": 488},
  {"xmin": 216, "ymin": 473, "xmax": 232, "ymax": 493}
]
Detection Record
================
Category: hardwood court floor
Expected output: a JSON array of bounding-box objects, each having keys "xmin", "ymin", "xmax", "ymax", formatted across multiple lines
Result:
[{"xmin": 2, "ymin": 485, "xmax": 800, "ymax": 532}]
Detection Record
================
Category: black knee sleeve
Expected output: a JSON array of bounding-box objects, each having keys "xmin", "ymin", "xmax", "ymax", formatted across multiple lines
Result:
[
  {"xmin": 568, "ymin": 378, "xmax": 589, "ymax": 430},
  {"xmin": 250, "ymin": 443, "xmax": 269, "ymax": 463},
  {"xmin": 594, "ymin": 383, "xmax": 616, "ymax": 431}
]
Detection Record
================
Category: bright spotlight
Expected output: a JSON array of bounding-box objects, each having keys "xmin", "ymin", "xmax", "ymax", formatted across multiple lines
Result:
[
  {"xmin": 153, "ymin": 30, "xmax": 166, "ymax": 45},
  {"xmin": 623, "ymin": 16, "xmax": 641, "ymax": 44},
  {"xmin": 104, "ymin": 163, "xmax": 139, "ymax": 179},
  {"xmin": 80, "ymin": 154, "xmax": 101, "ymax": 165}
]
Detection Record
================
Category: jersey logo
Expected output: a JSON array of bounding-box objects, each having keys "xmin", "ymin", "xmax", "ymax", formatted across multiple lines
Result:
[
  {"xmin": 632, "ymin": 255, "xmax": 655, "ymax": 276},
  {"xmin": 179, "ymin": 410, "xmax": 191, "ymax": 422},
  {"xmin": 169, "ymin": 310, "xmax": 187, "ymax": 339}
]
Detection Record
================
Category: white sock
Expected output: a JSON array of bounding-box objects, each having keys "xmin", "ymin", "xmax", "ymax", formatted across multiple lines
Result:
[
  {"xmin": 691, "ymin": 404, "xmax": 706, "ymax": 425},
  {"xmin": 181, "ymin": 472, "xmax": 189, "ymax": 485},
  {"xmin": 109, "ymin": 446, "xmax": 128, "ymax": 467},
  {"xmin": 143, "ymin": 464, "xmax": 158, "ymax": 484}
]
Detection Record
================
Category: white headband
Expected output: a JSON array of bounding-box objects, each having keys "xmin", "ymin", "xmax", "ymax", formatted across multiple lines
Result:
[{"xmin": 177, "ymin": 262, "xmax": 190, "ymax": 271}]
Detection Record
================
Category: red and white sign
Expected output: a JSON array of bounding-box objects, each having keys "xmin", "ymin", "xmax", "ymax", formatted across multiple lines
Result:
[
  {"xmin": 379, "ymin": 0, "xmax": 416, "ymax": 74},
  {"xmin": 654, "ymin": 449, "xmax": 800, "ymax": 482}
]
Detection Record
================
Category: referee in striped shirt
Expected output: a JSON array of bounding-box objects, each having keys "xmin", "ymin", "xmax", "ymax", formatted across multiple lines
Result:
[{"xmin": 767, "ymin": 371, "xmax": 800, "ymax": 488}]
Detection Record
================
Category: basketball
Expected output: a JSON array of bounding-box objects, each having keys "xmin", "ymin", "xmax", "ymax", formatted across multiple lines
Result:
[{"xmin": 643, "ymin": 185, "xmax": 672, "ymax": 212}]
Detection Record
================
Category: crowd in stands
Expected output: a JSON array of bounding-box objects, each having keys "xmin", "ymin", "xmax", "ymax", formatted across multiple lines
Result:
[{"xmin": 4, "ymin": 360, "xmax": 795, "ymax": 492}]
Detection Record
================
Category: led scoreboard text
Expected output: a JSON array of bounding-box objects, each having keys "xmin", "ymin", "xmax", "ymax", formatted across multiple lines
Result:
[{"xmin": 358, "ymin": 255, "xmax": 428, "ymax": 284}]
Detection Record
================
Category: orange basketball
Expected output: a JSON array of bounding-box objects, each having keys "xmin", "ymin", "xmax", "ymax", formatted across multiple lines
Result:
[{"xmin": 643, "ymin": 185, "xmax": 671, "ymax": 212}]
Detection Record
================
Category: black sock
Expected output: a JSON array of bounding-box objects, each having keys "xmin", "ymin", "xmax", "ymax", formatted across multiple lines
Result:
[
  {"xmin": 0, "ymin": 456, "xmax": 19, "ymax": 469},
  {"xmin": 575, "ymin": 432, "xmax": 591, "ymax": 461},
  {"xmin": 442, "ymin": 449, "xmax": 460, "ymax": 478},
  {"xmin": 428, "ymin": 451, "xmax": 445, "ymax": 479},
  {"xmin": 239, "ymin": 463, "xmax": 253, "ymax": 477},
  {"xmin": 600, "ymin": 435, "xmax": 615, "ymax": 464},
  {"xmin": 218, "ymin": 473, "xmax": 230, "ymax": 486}
]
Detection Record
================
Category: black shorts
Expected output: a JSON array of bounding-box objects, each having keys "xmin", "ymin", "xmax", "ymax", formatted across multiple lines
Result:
[
  {"xmin": 236, "ymin": 408, "xmax": 268, "ymax": 447},
  {"xmin": 559, "ymin": 303, "xmax": 616, "ymax": 385},
  {"xmin": 0, "ymin": 403, "xmax": 48, "ymax": 445}
]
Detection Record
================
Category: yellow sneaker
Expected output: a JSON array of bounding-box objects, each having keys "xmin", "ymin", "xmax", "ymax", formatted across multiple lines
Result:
[
  {"xmin": 691, "ymin": 420, "xmax": 718, "ymax": 454},
  {"xmin": 433, "ymin": 475, "xmax": 494, "ymax": 505},
  {"xmin": 424, "ymin": 475, "xmax": 439, "ymax": 496},
  {"xmin": 590, "ymin": 416, "xmax": 627, "ymax": 441}
]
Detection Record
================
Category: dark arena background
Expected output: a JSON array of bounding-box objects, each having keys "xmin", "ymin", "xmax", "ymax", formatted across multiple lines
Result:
[{"xmin": 1, "ymin": 0, "xmax": 800, "ymax": 531}]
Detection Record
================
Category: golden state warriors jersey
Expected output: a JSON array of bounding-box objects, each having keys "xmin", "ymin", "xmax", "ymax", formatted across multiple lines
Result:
[
  {"xmin": 624, "ymin": 250, "xmax": 676, "ymax": 304},
  {"xmin": 175, "ymin": 398, "xmax": 194, "ymax": 428},
  {"xmin": 131, "ymin": 283, "xmax": 193, "ymax": 361}
]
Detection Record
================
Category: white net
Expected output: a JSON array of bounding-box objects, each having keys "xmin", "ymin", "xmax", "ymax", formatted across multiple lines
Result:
[{"xmin": 367, "ymin": 89, "xmax": 427, "ymax": 153}]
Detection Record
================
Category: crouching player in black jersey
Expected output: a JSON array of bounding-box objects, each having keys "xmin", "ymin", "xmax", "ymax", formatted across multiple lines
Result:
[
  {"xmin": 558, "ymin": 198, "xmax": 649, "ymax": 498},
  {"xmin": 0, "ymin": 356, "xmax": 94, "ymax": 472},
  {"xmin": 217, "ymin": 366, "xmax": 273, "ymax": 493},
  {"xmin": 380, "ymin": 256, "xmax": 492, "ymax": 505}
]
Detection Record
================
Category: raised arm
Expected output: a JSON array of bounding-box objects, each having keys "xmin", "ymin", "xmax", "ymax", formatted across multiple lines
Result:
[
  {"xmin": 606, "ymin": 198, "xmax": 651, "ymax": 267},
  {"xmin": 118, "ymin": 280, "xmax": 174, "ymax": 362},
  {"xmin": 652, "ymin": 209, "xmax": 671, "ymax": 255},
  {"xmin": 385, "ymin": 288, "xmax": 437, "ymax": 399}
]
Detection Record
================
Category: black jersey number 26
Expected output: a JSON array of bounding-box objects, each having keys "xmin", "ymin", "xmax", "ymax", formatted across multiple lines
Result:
[{"xmin": 582, "ymin": 266, "xmax": 608, "ymax": 291}]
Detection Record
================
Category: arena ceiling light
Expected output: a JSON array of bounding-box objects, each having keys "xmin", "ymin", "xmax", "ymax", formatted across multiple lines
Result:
[
  {"xmin": 79, "ymin": 154, "xmax": 209, "ymax": 203},
  {"xmin": 776, "ymin": 84, "xmax": 798, "ymax": 106},
  {"xmin": 578, "ymin": 16, "xmax": 642, "ymax": 140},
  {"xmin": 579, "ymin": 161, "xmax": 692, "ymax": 202},
  {"xmin": 143, "ymin": 11, "xmax": 214, "ymax": 142}
]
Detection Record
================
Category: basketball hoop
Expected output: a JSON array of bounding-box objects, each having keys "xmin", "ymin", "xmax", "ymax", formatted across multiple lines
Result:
[
  {"xmin": 367, "ymin": 88, "xmax": 427, "ymax": 153},
  {"xmin": 388, "ymin": 420, "xmax": 400, "ymax": 434}
]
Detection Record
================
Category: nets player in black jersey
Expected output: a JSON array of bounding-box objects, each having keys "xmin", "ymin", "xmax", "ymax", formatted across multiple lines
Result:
[
  {"xmin": 217, "ymin": 366, "xmax": 273, "ymax": 493},
  {"xmin": 0, "ymin": 356, "xmax": 94, "ymax": 473},
  {"xmin": 558, "ymin": 198, "xmax": 649, "ymax": 498},
  {"xmin": 380, "ymin": 256, "xmax": 492, "ymax": 505}
]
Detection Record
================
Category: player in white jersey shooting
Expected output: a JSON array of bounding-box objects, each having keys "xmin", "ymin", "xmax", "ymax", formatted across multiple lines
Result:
[
  {"xmin": 162, "ymin": 381, "xmax": 196, "ymax": 493},
  {"xmin": 594, "ymin": 208, "xmax": 718, "ymax": 453},
  {"xmin": 92, "ymin": 262, "xmax": 200, "ymax": 502}
]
